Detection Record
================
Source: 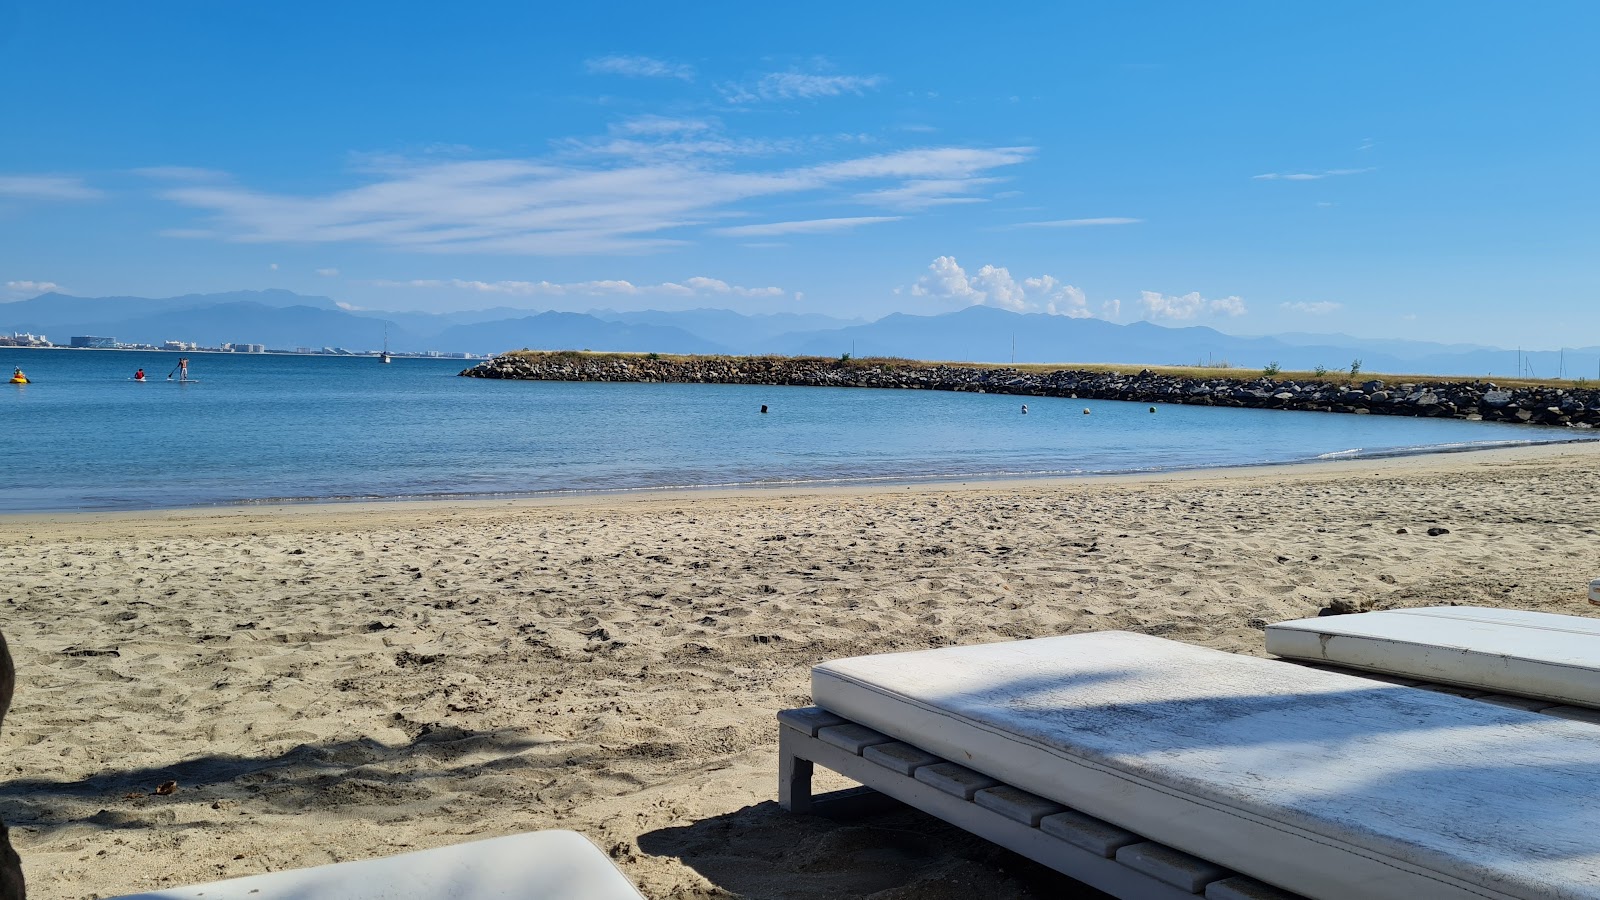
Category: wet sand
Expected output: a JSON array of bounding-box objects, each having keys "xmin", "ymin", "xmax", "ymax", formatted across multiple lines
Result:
[{"xmin": 4, "ymin": 441, "xmax": 1600, "ymax": 899}]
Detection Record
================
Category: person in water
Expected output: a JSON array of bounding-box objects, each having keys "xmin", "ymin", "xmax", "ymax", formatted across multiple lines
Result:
[
  {"xmin": 10, "ymin": 368, "xmax": 22, "ymax": 382},
  {"xmin": 176, "ymin": 358, "xmax": 189, "ymax": 381},
  {"xmin": 135, "ymin": 368, "xmax": 145, "ymax": 381}
]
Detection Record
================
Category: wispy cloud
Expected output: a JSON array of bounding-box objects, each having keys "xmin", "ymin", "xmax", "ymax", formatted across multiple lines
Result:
[
  {"xmin": 584, "ymin": 54, "xmax": 694, "ymax": 81},
  {"xmin": 612, "ymin": 116, "xmax": 714, "ymax": 136},
  {"xmin": 5, "ymin": 280, "xmax": 60, "ymax": 295},
  {"xmin": 316, "ymin": 268, "xmax": 340, "ymax": 277},
  {"xmin": 1281, "ymin": 300, "xmax": 1341, "ymax": 315},
  {"xmin": 721, "ymin": 71, "xmax": 883, "ymax": 103},
  {"xmin": 148, "ymin": 145, "xmax": 1032, "ymax": 256},
  {"xmin": 132, "ymin": 166, "xmax": 230, "ymax": 182},
  {"xmin": 907, "ymin": 256, "xmax": 1093, "ymax": 317},
  {"xmin": 1007, "ymin": 217, "xmax": 1142, "ymax": 229},
  {"xmin": 713, "ymin": 216, "xmax": 901, "ymax": 237},
  {"xmin": 1139, "ymin": 291, "xmax": 1247, "ymax": 320},
  {"xmin": 0, "ymin": 175, "xmax": 102, "ymax": 201},
  {"xmin": 375, "ymin": 276, "xmax": 784, "ymax": 299},
  {"xmin": 1253, "ymin": 168, "xmax": 1374, "ymax": 181}
]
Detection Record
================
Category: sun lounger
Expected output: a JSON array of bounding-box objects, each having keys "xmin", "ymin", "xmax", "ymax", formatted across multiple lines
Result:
[
  {"xmin": 1266, "ymin": 606, "xmax": 1600, "ymax": 712},
  {"xmin": 107, "ymin": 830, "xmax": 643, "ymax": 900},
  {"xmin": 780, "ymin": 631, "xmax": 1600, "ymax": 900}
]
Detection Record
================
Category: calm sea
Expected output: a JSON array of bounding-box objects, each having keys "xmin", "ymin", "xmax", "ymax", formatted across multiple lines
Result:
[{"xmin": 0, "ymin": 347, "xmax": 1585, "ymax": 512}]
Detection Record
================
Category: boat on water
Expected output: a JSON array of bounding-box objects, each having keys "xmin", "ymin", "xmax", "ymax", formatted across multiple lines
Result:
[
  {"xmin": 8, "ymin": 368, "xmax": 26, "ymax": 384},
  {"xmin": 381, "ymin": 326, "xmax": 393, "ymax": 363}
]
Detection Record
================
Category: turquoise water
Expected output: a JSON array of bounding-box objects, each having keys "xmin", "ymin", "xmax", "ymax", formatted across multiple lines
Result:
[{"xmin": 0, "ymin": 347, "xmax": 1585, "ymax": 512}]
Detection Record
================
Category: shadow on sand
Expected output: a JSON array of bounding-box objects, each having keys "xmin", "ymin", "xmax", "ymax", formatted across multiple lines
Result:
[{"xmin": 638, "ymin": 794, "xmax": 1106, "ymax": 900}]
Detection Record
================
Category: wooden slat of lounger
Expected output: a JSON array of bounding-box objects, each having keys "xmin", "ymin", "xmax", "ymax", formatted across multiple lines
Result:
[
  {"xmin": 914, "ymin": 762, "xmax": 1001, "ymax": 800},
  {"xmin": 863, "ymin": 741, "xmax": 942, "ymax": 775},
  {"xmin": 1039, "ymin": 810, "xmax": 1141, "ymax": 859},
  {"xmin": 975, "ymin": 785, "xmax": 1065, "ymax": 827},
  {"xmin": 778, "ymin": 718, "xmax": 1228, "ymax": 900},
  {"xmin": 1118, "ymin": 842, "xmax": 1234, "ymax": 893},
  {"xmin": 817, "ymin": 723, "xmax": 892, "ymax": 755},
  {"xmin": 1205, "ymin": 875, "xmax": 1304, "ymax": 899},
  {"xmin": 776, "ymin": 706, "xmax": 848, "ymax": 737}
]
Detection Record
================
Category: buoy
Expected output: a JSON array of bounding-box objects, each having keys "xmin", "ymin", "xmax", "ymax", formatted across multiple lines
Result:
[
  {"xmin": 1021, "ymin": 404, "xmax": 1028, "ymax": 414},
  {"xmin": 1082, "ymin": 408, "xmax": 1091, "ymax": 415},
  {"xmin": 760, "ymin": 405, "xmax": 768, "ymax": 414},
  {"xmin": 1149, "ymin": 406, "xmax": 1156, "ymax": 413}
]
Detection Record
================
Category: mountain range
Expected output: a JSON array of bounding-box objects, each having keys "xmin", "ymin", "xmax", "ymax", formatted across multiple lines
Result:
[{"xmin": 2, "ymin": 289, "xmax": 1593, "ymax": 379}]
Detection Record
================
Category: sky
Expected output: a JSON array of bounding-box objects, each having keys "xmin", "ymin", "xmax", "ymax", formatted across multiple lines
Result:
[{"xmin": 0, "ymin": 1, "xmax": 1596, "ymax": 347}]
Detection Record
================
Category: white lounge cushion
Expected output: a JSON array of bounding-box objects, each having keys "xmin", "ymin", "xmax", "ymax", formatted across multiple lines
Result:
[
  {"xmin": 1267, "ymin": 606, "xmax": 1600, "ymax": 708},
  {"xmin": 108, "ymin": 830, "xmax": 643, "ymax": 899},
  {"xmin": 812, "ymin": 631, "xmax": 1600, "ymax": 900}
]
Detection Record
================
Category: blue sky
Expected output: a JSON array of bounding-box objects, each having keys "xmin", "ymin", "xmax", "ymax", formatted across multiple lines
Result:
[{"xmin": 0, "ymin": 1, "xmax": 1595, "ymax": 347}]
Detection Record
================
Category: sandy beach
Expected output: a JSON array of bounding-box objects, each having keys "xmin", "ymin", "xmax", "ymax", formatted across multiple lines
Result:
[{"xmin": 4, "ymin": 441, "xmax": 1600, "ymax": 899}]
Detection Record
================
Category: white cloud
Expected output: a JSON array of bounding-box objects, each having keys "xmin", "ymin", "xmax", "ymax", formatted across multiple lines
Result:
[
  {"xmin": 1101, "ymin": 298, "xmax": 1122, "ymax": 320},
  {"xmin": 5, "ymin": 280, "xmax": 60, "ymax": 295},
  {"xmin": 1009, "ymin": 217, "xmax": 1142, "ymax": 228},
  {"xmin": 721, "ymin": 71, "xmax": 883, "ymax": 103},
  {"xmin": 1253, "ymin": 168, "xmax": 1374, "ymax": 181},
  {"xmin": 375, "ymin": 276, "xmax": 784, "ymax": 299},
  {"xmin": 269, "ymin": 263, "xmax": 279, "ymax": 271},
  {"xmin": 1138, "ymin": 291, "xmax": 1248, "ymax": 320},
  {"xmin": 908, "ymin": 256, "xmax": 1092, "ymax": 316},
  {"xmin": 1281, "ymin": 300, "xmax": 1341, "ymax": 315},
  {"xmin": 713, "ymin": 216, "xmax": 901, "ymax": 237},
  {"xmin": 147, "ymin": 145, "xmax": 1031, "ymax": 256},
  {"xmin": 133, "ymin": 166, "xmax": 230, "ymax": 182},
  {"xmin": 856, "ymin": 178, "xmax": 997, "ymax": 209},
  {"xmin": 584, "ymin": 55, "xmax": 693, "ymax": 80},
  {"xmin": 0, "ymin": 175, "xmax": 102, "ymax": 201},
  {"xmin": 316, "ymin": 267, "xmax": 340, "ymax": 277},
  {"xmin": 612, "ymin": 116, "xmax": 714, "ymax": 136}
]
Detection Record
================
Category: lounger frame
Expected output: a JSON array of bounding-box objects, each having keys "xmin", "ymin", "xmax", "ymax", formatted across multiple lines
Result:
[{"xmin": 778, "ymin": 707, "xmax": 1298, "ymax": 900}]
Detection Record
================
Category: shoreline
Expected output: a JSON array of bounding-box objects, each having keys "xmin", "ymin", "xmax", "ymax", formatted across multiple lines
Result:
[
  {"xmin": 7, "ymin": 437, "xmax": 1599, "ymax": 531},
  {"xmin": 6, "ymin": 436, "xmax": 1598, "ymax": 525},
  {"xmin": 6, "ymin": 438, "xmax": 1600, "ymax": 898}
]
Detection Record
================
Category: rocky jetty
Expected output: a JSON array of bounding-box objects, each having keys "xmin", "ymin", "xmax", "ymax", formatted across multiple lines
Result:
[{"xmin": 460, "ymin": 352, "xmax": 1600, "ymax": 428}]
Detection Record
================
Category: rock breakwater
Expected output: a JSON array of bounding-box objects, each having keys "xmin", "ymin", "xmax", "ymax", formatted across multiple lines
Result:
[{"xmin": 461, "ymin": 353, "xmax": 1600, "ymax": 428}]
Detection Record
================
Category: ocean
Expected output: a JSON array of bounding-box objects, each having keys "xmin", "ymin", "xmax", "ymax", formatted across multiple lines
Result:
[{"xmin": 0, "ymin": 347, "xmax": 1585, "ymax": 513}]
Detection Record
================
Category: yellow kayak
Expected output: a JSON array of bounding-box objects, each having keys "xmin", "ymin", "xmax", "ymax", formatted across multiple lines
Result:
[{"xmin": 7, "ymin": 377, "xmax": 25, "ymax": 384}]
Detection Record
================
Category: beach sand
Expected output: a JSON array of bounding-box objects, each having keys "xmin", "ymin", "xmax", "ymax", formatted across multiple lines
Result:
[{"xmin": 3, "ymin": 441, "xmax": 1600, "ymax": 899}]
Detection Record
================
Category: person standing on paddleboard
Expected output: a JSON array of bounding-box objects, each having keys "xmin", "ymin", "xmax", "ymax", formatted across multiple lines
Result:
[{"xmin": 176, "ymin": 357, "xmax": 189, "ymax": 381}]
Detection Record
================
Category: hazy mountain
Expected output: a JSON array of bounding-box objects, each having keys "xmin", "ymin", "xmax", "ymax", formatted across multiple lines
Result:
[
  {"xmin": 432, "ymin": 311, "xmax": 729, "ymax": 356},
  {"xmin": 5, "ymin": 289, "xmax": 1597, "ymax": 378},
  {"xmin": 0, "ymin": 290, "xmax": 339, "ymax": 331},
  {"xmin": 588, "ymin": 307, "xmax": 864, "ymax": 352},
  {"xmin": 8, "ymin": 302, "xmax": 418, "ymax": 352}
]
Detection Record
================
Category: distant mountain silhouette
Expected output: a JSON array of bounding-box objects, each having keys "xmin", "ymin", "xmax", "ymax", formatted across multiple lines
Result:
[
  {"xmin": 589, "ymin": 307, "xmax": 863, "ymax": 352},
  {"xmin": 433, "ymin": 311, "xmax": 728, "ymax": 356},
  {"xmin": 2, "ymin": 289, "xmax": 1595, "ymax": 377}
]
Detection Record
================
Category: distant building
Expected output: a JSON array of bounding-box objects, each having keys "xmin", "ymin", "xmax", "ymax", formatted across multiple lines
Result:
[
  {"xmin": 161, "ymin": 340, "xmax": 197, "ymax": 351},
  {"xmin": 70, "ymin": 336, "xmax": 117, "ymax": 349},
  {"xmin": 235, "ymin": 343, "xmax": 264, "ymax": 353}
]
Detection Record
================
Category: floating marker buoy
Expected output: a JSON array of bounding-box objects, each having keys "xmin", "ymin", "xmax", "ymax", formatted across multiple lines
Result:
[
  {"xmin": 1021, "ymin": 404, "xmax": 1028, "ymax": 414},
  {"xmin": 1082, "ymin": 408, "xmax": 1091, "ymax": 415},
  {"xmin": 1149, "ymin": 406, "xmax": 1156, "ymax": 413},
  {"xmin": 760, "ymin": 405, "xmax": 768, "ymax": 414}
]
